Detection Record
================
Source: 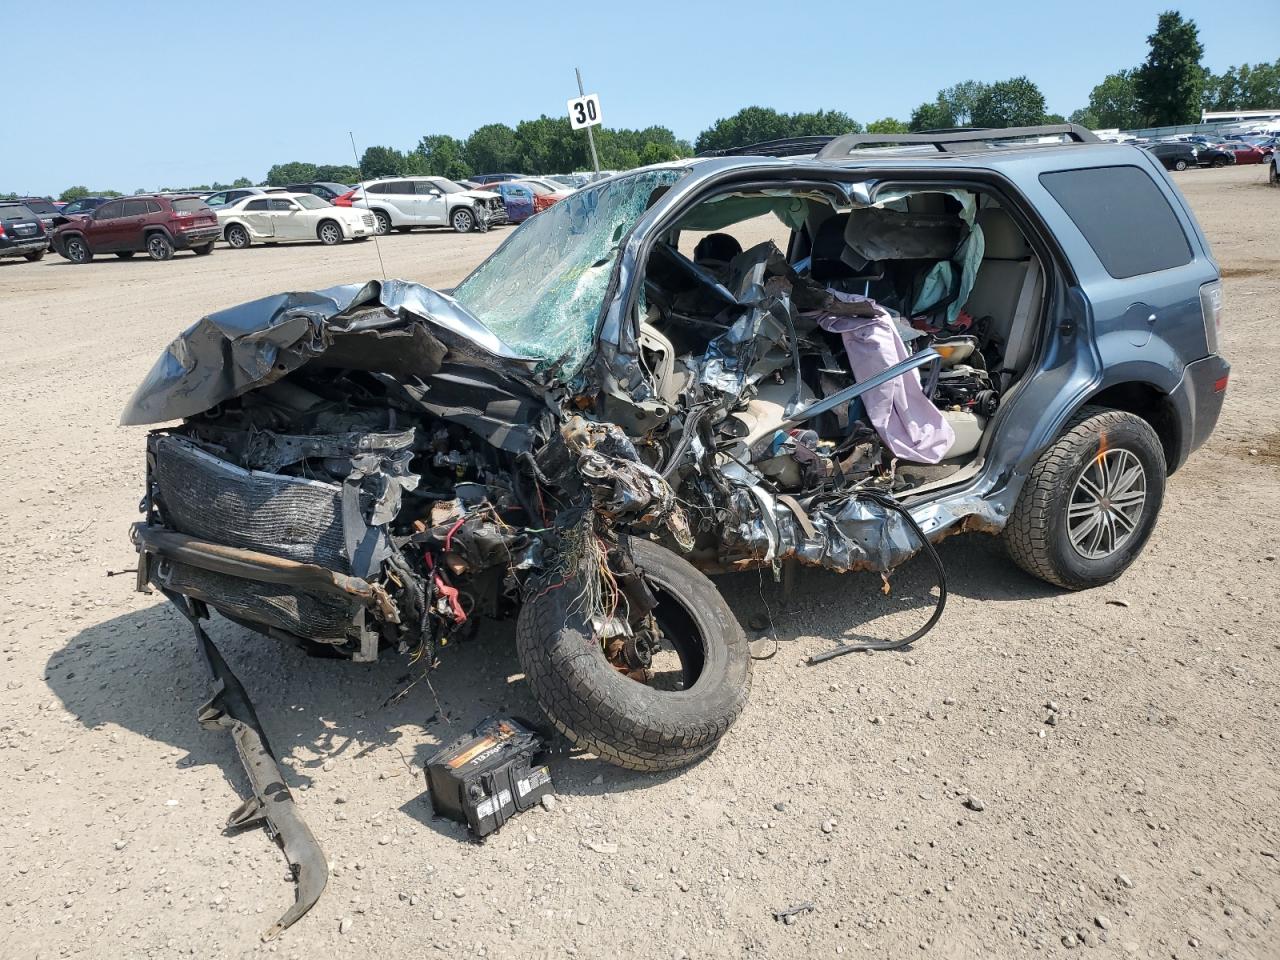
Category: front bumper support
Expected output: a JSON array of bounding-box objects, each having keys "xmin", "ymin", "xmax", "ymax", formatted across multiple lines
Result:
[{"xmin": 166, "ymin": 592, "xmax": 329, "ymax": 941}]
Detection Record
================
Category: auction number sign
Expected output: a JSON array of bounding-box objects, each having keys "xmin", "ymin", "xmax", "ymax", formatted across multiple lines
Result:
[{"xmin": 567, "ymin": 93, "xmax": 602, "ymax": 130}]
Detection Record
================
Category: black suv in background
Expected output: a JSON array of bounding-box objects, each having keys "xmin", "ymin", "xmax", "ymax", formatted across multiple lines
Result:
[
  {"xmin": 1143, "ymin": 141, "xmax": 1199, "ymax": 171},
  {"xmin": 17, "ymin": 197, "xmax": 60, "ymax": 247},
  {"xmin": 284, "ymin": 181, "xmax": 349, "ymax": 201},
  {"xmin": 59, "ymin": 196, "xmax": 112, "ymax": 217},
  {"xmin": 0, "ymin": 202, "xmax": 49, "ymax": 262}
]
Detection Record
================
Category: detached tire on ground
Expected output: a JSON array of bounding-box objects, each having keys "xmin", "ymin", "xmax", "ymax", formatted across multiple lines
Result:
[
  {"xmin": 1004, "ymin": 405, "xmax": 1166, "ymax": 590},
  {"xmin": 516, "ymin": 537, "xmax": 751, "ymax": 771}
]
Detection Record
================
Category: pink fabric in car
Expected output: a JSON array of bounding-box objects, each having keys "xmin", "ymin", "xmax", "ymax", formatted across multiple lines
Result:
[{"xmin": 816, "ymin": 291, "xmax": 954, "ymax": 464}]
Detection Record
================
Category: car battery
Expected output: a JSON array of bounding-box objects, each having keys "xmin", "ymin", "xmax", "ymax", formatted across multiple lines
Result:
[{"xmin": 426, "ymin": 717, "xmax": 552, "ymax": 838}]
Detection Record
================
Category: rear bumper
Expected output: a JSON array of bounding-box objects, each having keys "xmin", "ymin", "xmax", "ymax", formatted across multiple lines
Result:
[
  {"xmin": 0, "ymin": 236, "xmax": 48, "ymax": 257},
  {"xmin": 1168, "ymin": 353, "xmax": 1230, "ymax": 470},
  {"xmin": 173, "ymin": 226, "xmax": 221, "ymax": 249}
]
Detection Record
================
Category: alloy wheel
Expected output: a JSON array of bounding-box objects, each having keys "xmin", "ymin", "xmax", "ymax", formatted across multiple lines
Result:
[{"xmin": 1068, "ymin": 448, "xmax": 1147, "ymax": 560}]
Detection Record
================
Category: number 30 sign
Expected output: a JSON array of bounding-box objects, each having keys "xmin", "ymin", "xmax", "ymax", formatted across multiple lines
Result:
[{"xmin": 567, "ymin": 93, "xmax": 602, "ymax": 130}]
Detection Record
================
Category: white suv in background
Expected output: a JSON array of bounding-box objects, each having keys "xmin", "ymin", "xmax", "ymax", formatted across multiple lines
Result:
[{"xmin": 347, "ymin": 177, "xmax": 507, "ymax": 234}]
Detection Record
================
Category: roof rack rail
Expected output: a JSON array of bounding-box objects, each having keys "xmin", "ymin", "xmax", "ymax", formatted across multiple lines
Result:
[
  {"xmin": 815, "ymin": 124, "xmax": 1100, "ymax": 159},
  {"xmin": 696, "ymin": 135, "xmax": 838, "ymax": 159}
]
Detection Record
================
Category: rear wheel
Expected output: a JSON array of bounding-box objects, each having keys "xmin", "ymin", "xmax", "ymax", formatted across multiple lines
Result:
[
  {"xmin": 1004, "ymin": 406, "xmax": 1166, "ymax": 590},
  {"xmin": 450, "ymin": 207, "xmax": 476, "ymax": 233},
  {"xmin": 316, "ymin": 220, "xmax": 343, "ymax": 245},
  {"xmin": 193, "ymin": 242, "xmax": 214, "ymax": 256},
  {"xmin": 1212, "ymin": 156, "xmax": 1229, "ymax": 167},
  {"xmin": 24, "ymin": 250, "xmax": 44, "ymax": 262},
  {"xmin": 1173, "ymin": 159, "xmax": 1188, "ymax": 171},
  {"xmin": 225, "ymin": 224, "xmax": 250, "ymax": 249},
  {"xmin": 64, "ymin": 236, "xmax": 92, "ymax": 264},
  {"xmin": 516, "ymin": 537, "xmax": 751, "ymax": 771},
  {"xmin": 146, "ymin": 233, "xmax": 174, "ymax": 261},
  {"xmin": 372, "ymin": 210, "xmax": 392, "ymax": 235},
  {"xmin": 115, "ymin": 251, "xmax": 135, "ymax": 259}
]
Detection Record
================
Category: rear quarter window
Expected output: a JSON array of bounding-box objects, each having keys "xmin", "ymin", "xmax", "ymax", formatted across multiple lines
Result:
[{"xmin": 1039, "ymin": 166, "xmax": 1193, "ymax": 279}]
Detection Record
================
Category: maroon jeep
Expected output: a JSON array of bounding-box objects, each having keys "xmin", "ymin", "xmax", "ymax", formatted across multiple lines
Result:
[{"xmin": 52, "ymin": 195, "xmax": 219, "ymax": 263}]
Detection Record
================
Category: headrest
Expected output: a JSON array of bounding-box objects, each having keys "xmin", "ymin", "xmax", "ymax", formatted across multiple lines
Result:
[
  {"xmin": 976, "ymin": 206, "xmax": 1031, "ymax": 260},
  {"xmin": 811, "ymin": 213, "xmax": 857, "ymax": 280},
  {"xmin": 693, "ymin": 232, "xmax": 743, "ymax": 266}
]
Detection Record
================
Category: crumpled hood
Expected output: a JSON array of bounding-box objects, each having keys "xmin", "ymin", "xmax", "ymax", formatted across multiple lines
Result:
[{"xmin": 121, "ymin": 279, "xmax": 540, "ymax": 426}]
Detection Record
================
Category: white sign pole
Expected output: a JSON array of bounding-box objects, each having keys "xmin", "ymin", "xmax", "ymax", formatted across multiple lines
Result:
[{"xmin": 574, "ymin": 67, "xmax": 601, "ymax": 175}]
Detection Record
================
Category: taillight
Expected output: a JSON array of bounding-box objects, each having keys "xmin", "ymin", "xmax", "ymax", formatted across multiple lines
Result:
[
  {"xmin": 0, "ymin": 223, "xmax": 5, "ymax": 238},
  {"xmin": 1199, "ymin": 279, "xmax": 1222, "ymax": 354},
  {"xmin": 334, "ymin": 191, "xmax": 355, "ymax": 207}
]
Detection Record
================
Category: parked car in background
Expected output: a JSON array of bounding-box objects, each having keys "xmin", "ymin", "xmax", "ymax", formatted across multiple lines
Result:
[
  {"xmin": 1143, "ymin": 141, "xmax": 1200, "ymax": 171},
  {"xmin": 347, "ymin": 176, "xmax": 507, "ymax": 234},
  {"xmin": 204, "ymin": 187, "xmax": 270, "ymax": 208},
  {"xmin": 545, "ymin": 173, "xmax": 590, "ymax": 189},
  {"xmin": 0, "ymin": 202, "xmax": 49, "ymax": 262},
  {"xmin": 284, "ymin": 181, "xmax": 350, "ymax": 202},
  {"xmin": 1218, "ymin": 141, "xmax": 1266, "ymax": 165},
  {"xmin": 512, "ymin": 178, "xmax": 573, "ymax": 212},
  {"xmin": 483, "ymin": 181, "xmax": 537, "ymax": 223},
  {"xmin": 1195, "ymin": 144, "xmax": 1235, "ymax": 168},
  {"xmin": 470, "ymin": 173, "xmax": 524, "ymax": 185},
  {"xmin": 17, "ymin": 197, "xmax": 61, "ymax": 245},
  {"xmin": 216, "ymin": 193, "xmax": 375, "ymax": 248},
  {"xmin": 1271, "ymin": 150, "xmax": 1279, "ymax": 185},
  {"xmin": 51, "ymin": 195, "xmax": 219, "ymax": 263},
  {"xmin": 59, "ymin": 196, "xmax": 112, "ymax": 217}
]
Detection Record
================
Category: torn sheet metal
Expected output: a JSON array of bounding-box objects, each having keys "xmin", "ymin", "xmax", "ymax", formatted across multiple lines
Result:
[{"xmin": 122, "ymin": 279, "xmax": 538, "ymax": 426}]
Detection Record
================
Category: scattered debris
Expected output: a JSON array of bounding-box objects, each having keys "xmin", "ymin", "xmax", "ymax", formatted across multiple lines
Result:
[
  {"xmin": 963, "ymin": 795, "xmax": 986, "ymax": 812},
  {"xmin": 773, "ymin": 902, "xmax": 815, "ymax": 923}
]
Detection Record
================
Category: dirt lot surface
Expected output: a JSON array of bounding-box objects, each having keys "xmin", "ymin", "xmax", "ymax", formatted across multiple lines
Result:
[{"xmin": 3, "ymin": 165, "xmax": 1278, "ymax": 960}]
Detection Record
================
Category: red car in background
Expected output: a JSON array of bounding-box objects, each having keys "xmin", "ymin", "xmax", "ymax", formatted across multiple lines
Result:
[
  {"xmin": 1218, "ymin": 140, "xmax": 1266, "ymax": 165},
  {"xmin": 52, "ymin": 195, "xmax": 220, "ymax": 263},
  {"xmin": 512, "ymin": 177, "xmax": 574, "ymax": 213}
]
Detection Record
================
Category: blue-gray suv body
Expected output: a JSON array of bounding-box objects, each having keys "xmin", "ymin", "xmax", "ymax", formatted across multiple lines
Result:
[{"xmin": 126, "ymin": 125, "xmax": 1229, "ymax": 799}]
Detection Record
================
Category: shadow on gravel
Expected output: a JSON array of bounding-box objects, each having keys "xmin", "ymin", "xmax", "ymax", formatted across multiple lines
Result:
[{"xmin": 50, "ymin": 531, "xmax": 1058, "ymax": 804}]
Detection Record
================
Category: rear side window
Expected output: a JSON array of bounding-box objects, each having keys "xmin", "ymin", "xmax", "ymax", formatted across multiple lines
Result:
[
  {"xmin": 123, "ymin": 199, "xmax": 149, "ymax": 216},
  {"xmin": 1039, "ymin": 166, "xmax": 1192, "ymax": 279},
  {"xmin": 244, "ymin": 199, "xmax": 270, "ymax": 211}
]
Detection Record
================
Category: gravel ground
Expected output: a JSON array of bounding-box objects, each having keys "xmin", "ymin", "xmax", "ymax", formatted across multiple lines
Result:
[{"xmin": 2, "ymin": 164, "xmax": 1277, "ymax": 960}]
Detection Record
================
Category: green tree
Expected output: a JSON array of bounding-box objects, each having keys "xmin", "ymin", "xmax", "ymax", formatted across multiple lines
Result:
[
  {"xmin": 265, "ymin": 161, "xmax": 319, "ymax": 186},
  {"xmin": 59, "ymin": 185, "xmax": 91, "ymax": 202},
  {"xmin": 1081, "ymin": 70, "xmax": 1143, "ymax": 129},
  {"xmin": 412, "ymin": 135, "xmax": 471, "ymax": 179},
  {"xmin": 231, "ymin": 176, "xmax": 254, "ymax": 188},
  {"xmin": 513, "ymin": 115, "xmax": 582, "ymax": 173},
  {"xmin": 1135, "ymin": 11, "xmax": 1205, "ymax": 125},
  {"xmin": 1203, "ymin": 59, "xmax": 1280, "ymax": 111},
  {"xmin": 694, "ymin": 107, "xmax": 859, "ymax": 153},
  {"xmin": 464, "ymin": 123, "xmax": 519, "ymax": 173},
  {"xmin": 314, "ymin": 165, "xmax": 360, "ymax": 184},
  {"xmin": 866, "ymin": 117, "xmax": 909, "ymax": 134},
  {"xmin": 359, "ymin": 145, "xmax": 405, "ymax": 179},
  {"xmin": 1069, "ymin": 107, "xmax": 1100, "ymax": 129},
  {"xmin": 909, "ymin": 97, "xmax": 956, "ymax": 131},
  {"xmin": 908, "ymin": 80, "xmax": 991, "ymax": 131},
  {"xmin": 971, "ymin": 76, "xmax": 1048, "ymax": 127}
]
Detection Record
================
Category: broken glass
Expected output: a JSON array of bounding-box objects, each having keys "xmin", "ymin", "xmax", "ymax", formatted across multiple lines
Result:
[{"xmin": 452, "ymin": 167, "xmax": 689, "ymax": 378}]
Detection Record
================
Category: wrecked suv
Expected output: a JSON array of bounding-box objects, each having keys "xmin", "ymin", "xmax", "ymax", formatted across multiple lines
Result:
[{"xmin": 125, "ymin": 122, "xmax": 1227, "ymax": 822}]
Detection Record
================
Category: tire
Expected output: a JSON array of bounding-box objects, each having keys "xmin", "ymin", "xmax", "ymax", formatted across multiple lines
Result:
[
  {"xmin": 1212, "ymin": 157, "xmax": 1229, "ymax": 168},
  {"xmin": 516, "ymin": 537, "xmax": 751, "ymax": 771},
  {"xmin": 64, "ymin": 235, "xmax": 92, "ymax": 264},
  {"xmin": 394, "ymin": 226, "xmax": 411, "ymax": 234},
  {"xmin": 115, "ymin": 251, "xmax": 135, "ymax": 259},
  {"xmin": 353, "ymin": 235, "xmax": 370, "ymax": 242},
  {"xmin": 193, "ymin": 242, "xmax": 214, "ymax": 256},
  {"xmin": 225, "ymin": 224, "xmax": 250, "ymax": 249},
  {"xmin": 372, "ymin": 210, "xmax": 392, "ymax": 235},
  {"xmin": 146, "ymin": 233, "xmax": 174, "ymax": 261},
  {"xmin": 1173, "ymin": 159, "xmax": 1188, "ymax": 171},
  {"xmin": 317, "ymin": 220, "xmax": 343, "ymax": 245},
  {"xmin": 451, "ymin": 207, "xmax": 476, "ymax": 233},
  {"xmin": 1004, "ymin": 406, "xmax": 1166, "ymax": 590},
  {"xmin": 24, "ymin": 250, "xmax": 44, "ymax": 262}
]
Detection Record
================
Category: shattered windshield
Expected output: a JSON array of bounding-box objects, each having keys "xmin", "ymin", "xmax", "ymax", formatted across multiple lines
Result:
[{"xmin": 452, "ymin": 166, "xmax": 688, "ymax": 377}]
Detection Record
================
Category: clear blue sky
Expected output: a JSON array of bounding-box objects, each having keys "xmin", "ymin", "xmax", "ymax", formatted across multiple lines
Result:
[{"xmin": 4, "ymin": 0, "xmax": 1277, "ymax": 195}]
